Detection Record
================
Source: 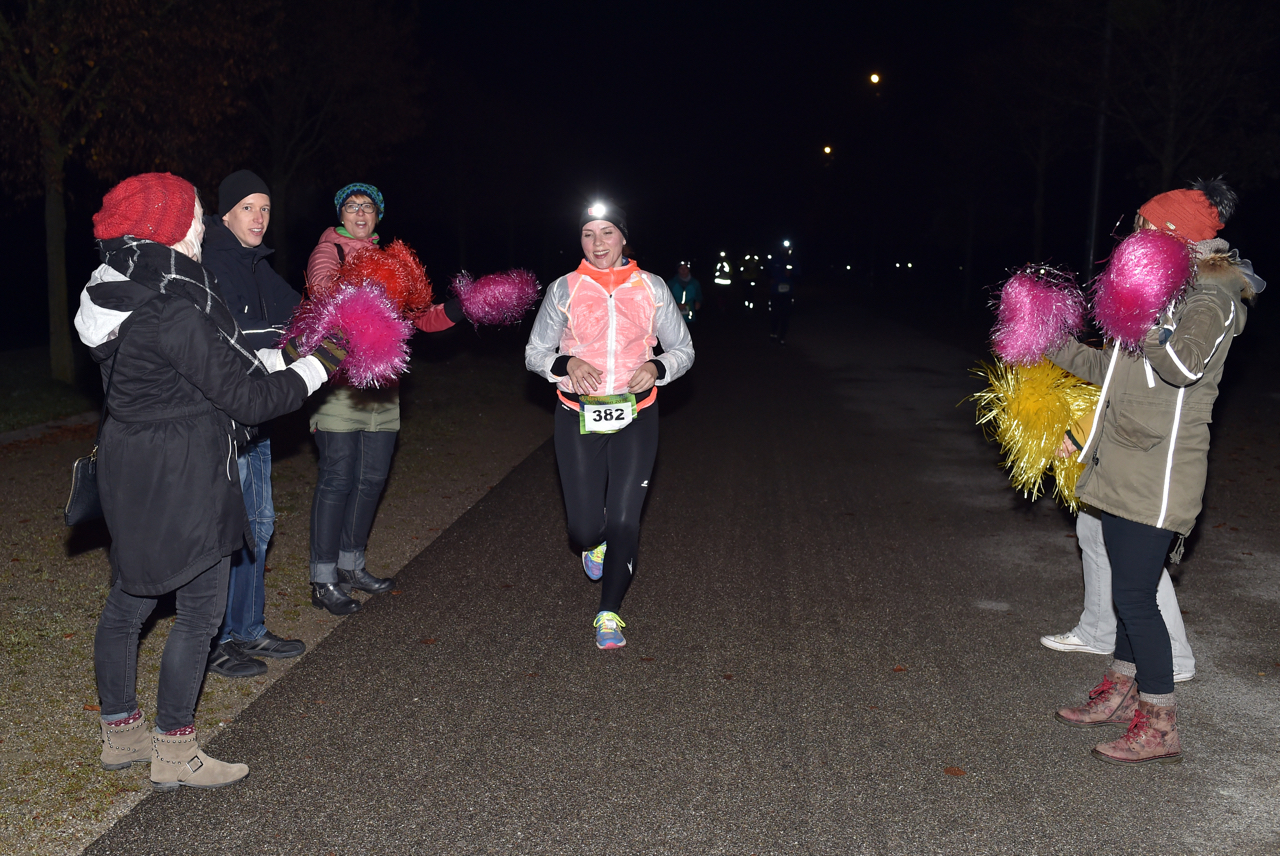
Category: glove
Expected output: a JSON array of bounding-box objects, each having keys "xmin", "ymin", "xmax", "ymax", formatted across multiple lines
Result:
[{"xmin": 283, "ymin": 335, "xmax": 346, "ymax": 374}]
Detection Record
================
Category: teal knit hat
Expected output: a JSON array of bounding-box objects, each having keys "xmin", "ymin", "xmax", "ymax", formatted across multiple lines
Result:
[{"xmin": 334, "ymin": 183, "xmax": 384, "ymax": 221}]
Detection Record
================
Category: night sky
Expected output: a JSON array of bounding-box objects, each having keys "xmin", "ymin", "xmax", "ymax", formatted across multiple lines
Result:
[{"xmin": 6, "ymin": 0, "xmax": 1278, "ymax": 348}]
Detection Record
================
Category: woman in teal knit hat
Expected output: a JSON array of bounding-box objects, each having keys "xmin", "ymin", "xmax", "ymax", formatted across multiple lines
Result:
[{"xmin": 304, "ymin": 182, "xmax": 465, "ymax": 615}]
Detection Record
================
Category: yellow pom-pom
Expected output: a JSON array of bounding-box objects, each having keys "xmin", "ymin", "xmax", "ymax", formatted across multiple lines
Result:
[{"xmin": 972, "ymin": 358, "xmax": 1099, "ymax": 512}]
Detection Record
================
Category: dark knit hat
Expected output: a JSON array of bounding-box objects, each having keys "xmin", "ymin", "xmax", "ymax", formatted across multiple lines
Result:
[
  {"xmin": 580, "ymin": 201, "xmax": 628, "ymax": 241},
  {"xmin": 93, "ymin": 172, "xmax": 197, "ymax": 245},
  {"xmin": 217, "ymin": 169, "xmax": 271, "ymax": 217},
  {"xmin": 334, "ymin": 183, "xmax": 384, "ymax": 221}
]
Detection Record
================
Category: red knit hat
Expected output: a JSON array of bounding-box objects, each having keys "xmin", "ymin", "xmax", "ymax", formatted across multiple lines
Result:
[
  {"xmin": 92, "ymin": 172, "xmax": 197, "ymax": 245},
  {"xmin": 1138, "ymin": 188, "xmax": 1223, "ymax": 243}
]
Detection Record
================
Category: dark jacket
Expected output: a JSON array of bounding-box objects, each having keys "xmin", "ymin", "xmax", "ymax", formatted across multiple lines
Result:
[
  {"xmin": 77, "ymin": 270, "xmax": 311, "ymax": 596},
  {"xmin": 1049, "ymin": 246, "xmax": 1250, "ymax": 536},
  {"xmin": 201, "ymin": 217, "xmax": 301, "ymax": 351}
]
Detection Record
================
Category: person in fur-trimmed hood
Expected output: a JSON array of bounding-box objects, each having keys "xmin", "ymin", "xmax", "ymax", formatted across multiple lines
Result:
[
  {"xmin": 1048, "ymin": 177, "xmax": 1265, "ymax": 766},
  {"xmin": 75, "ymin": 173, "xmax": 338, "ymax": 790}
]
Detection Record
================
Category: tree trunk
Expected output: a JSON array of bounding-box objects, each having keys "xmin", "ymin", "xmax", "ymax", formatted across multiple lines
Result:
[{"xmin": 44, "ymin": 159, "xmax": 75, "ymax": 385}]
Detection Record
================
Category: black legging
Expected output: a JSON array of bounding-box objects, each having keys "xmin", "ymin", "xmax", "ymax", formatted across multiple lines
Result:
[
  {"xmin": 1101, "ymin": 511, "xmax": 1177, "ymax": 695},
  {"xmin": 554, "ymin": 401, "xmax": 659, "ymax": 613}
]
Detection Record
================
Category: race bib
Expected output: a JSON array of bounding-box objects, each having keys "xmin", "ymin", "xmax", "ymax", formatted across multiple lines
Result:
[{"xmin": 579, "ymin": 394, "xmax": 637, "ymax": 434}]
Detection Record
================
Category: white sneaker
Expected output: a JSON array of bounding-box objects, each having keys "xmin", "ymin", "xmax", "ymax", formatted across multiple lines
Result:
[
  {"xmin": 1174, "ymin": 671, "xmax": 1194, "ymax": 683},
  {"xmin": 1039, "ymin": 631, "xmax": 1111, "ymax": 655}
]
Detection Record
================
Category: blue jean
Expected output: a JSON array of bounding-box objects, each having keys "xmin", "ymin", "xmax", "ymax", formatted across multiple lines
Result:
[
  {"xmin": 310, "ymin": 430, "xmax": 397, "ymax": 584},
  {"xmin": 95, "ymin": 557, "xmax": 230, "ymax": 732},
  {"xmin": 219, "ymin": 437, "xmax": 274, "ymax": 644}
]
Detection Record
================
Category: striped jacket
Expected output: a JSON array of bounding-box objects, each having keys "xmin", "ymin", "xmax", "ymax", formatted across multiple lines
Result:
[{"xmin": 1050, "ymin": 248, "xmax": 1251, "ymax": 536}]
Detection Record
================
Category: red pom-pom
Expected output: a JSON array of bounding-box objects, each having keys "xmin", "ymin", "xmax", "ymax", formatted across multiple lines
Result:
[
  {"xmin": 1092, "ymin": 230, "xmax": 1194, "ymax": 352},
  {"xmin": 309, "ymin": 239, "xmax": 433, "ymax": 316},
  {"xmin": 337, "ymin": 239, "xmax": 433, "ymax": 315}
]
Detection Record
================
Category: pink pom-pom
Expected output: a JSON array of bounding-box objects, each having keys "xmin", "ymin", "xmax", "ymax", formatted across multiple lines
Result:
[
  {"xmin": 991, "ymin": 265, "xmax": 1085, "ymax": 365},
  {"xmin": 1092, "ymin": 230, "xmax": 1194, "ymax": 352},
  {"xmin": 280, "ymin": 284, "xmax": 413, "ymax": 389},
  {"xmin": 452, "ymin": 269, "xmax": 540, "ymax": 327}
]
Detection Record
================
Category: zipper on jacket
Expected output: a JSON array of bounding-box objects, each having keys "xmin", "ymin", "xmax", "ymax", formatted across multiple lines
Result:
[{"xmin": 605, "ymin": 290, "xmax": 618, "ymax": 393}]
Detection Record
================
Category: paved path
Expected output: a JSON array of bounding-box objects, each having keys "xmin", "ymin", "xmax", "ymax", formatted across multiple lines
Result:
[{"xmin": 85, "ymin": 294, "xmax": 1280, "ymax": 855}]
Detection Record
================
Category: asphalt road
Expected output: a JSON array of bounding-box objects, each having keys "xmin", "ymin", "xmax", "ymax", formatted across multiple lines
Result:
[{"xmin": 85, "ymin": 291, "xmax": 1280, "ymax": 855}]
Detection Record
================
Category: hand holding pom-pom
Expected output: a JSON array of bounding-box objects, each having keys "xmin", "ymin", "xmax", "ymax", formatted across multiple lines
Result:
[
  {"xmin": 991, "ymin": 265, "xmax": 1085, "ymax": 366},
  {"xmin": 452, "ymin": 269, "xmax": 540, "ymax": 328},
  {"xmin": 1092, "ymin": 229, "xmax": 1194, "ymax": 353},
  {"xmin": 279, "ymin": 284, "xmax": 413, "ymax": 388}
]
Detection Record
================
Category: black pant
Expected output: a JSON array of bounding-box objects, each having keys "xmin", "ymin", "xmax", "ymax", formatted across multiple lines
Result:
[
  {"xmin": 1101, "ymin": 512, "xmax": 1176, "ymax": 695},
  {"xmin": 554, "ymin": 401, "xmax": 659, "ymax": 613},
  {"xmin": 95, "ymin": 556, "xmax": 230, "ymax": 732}
]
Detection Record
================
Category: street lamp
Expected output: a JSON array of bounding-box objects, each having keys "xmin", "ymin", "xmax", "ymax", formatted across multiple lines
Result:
[{"xmin": 870, "ymin": 73, "xmax": 880, "ymax": 84}]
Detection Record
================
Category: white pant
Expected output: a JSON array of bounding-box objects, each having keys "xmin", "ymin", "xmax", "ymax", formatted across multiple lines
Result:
[{"xmin": 1074, "ymin": 509, "xmax": 1196, "ymax": 677}]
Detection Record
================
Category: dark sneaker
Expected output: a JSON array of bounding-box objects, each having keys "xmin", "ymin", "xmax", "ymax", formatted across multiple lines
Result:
[
  {"xmin": 237, "ymin": 630, "xmax": 305, "ymax": 659},
  {"xmin": 207, "ymin": 640, "xmax": 267, "ymax": 678}
]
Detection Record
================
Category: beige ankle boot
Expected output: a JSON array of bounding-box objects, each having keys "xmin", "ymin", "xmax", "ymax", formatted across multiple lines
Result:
[
  {"xmin": 100, "ymin": 715, "xmax": 151, "ymax": 770},
  {"xmin": 150, "ymin": 731, "xmax": 249, "ymax": 790}
]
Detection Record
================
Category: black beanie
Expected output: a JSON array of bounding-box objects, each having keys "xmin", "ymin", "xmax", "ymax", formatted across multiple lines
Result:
[
  {"xmin": 218, "ymin": 170, "xmax": 272, "ymax": 217},
  {"xmin": 580, "ymin": 201, "xmax": 628, "ymax": 241}
]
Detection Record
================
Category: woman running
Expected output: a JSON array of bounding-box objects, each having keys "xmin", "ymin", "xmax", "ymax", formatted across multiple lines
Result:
[{"xmin": 525, "ymin": 202, "xmax": 694, "ymax": 649}]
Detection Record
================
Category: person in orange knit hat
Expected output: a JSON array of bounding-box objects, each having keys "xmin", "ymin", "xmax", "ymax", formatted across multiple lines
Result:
[{"xmin": 1048, "ymin": 177, "xmax": 1264, "ymax": 766}]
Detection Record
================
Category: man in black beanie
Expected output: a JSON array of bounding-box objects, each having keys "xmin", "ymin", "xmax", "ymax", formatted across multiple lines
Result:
[{"xmin": 202, "ymin": 169, "xmax": 306, "ymax": 677}]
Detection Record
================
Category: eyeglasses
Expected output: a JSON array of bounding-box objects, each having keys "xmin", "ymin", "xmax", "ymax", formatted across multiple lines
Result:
[{"xmin": 342, "ymin": 202, "xmax": 378, "ymax": 214}]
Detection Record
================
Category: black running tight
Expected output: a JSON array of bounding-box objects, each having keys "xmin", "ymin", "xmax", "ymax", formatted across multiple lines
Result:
[{"xmin": 554, "ymin": 401, "xmax": 659, "ymax": 613}]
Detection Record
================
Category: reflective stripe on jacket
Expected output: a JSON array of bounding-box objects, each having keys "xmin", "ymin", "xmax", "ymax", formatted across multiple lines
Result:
[{"xmin": 1049, "ymin": 252, "xmax": 1249, "ymax": 536}]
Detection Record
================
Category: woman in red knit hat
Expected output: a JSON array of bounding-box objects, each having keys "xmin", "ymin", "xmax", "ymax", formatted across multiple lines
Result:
[
  {"xmin": 76, "ymin": 172, "xmax": 340, "ymax": 789},
  {"xmin": 1047, "ymin": 177, "xmax": 1265, "ymax": 765}
]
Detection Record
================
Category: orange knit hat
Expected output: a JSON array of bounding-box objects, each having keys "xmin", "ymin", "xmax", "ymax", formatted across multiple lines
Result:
[
  {"xmin": 93, "ymin": 172, "xmax": 196, "ymax": 245},
  {"xmin": 1138, "ymin": 188, "xmax": 1223, "ymax": 243}
]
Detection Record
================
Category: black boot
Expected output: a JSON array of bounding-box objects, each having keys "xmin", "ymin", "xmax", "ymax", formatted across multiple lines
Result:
[
  {"xmin": 311, "ymin": 582, "xmax": 361, "ymax": 615},
  {"xmin": 337, "ymin": 565, "xmax": 394, "ymax": 595}
]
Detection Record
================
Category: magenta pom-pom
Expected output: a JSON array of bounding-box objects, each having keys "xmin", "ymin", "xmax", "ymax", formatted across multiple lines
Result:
[
  {"xmin": 281, "ymin": 284, "xmax": 413, "ymax": 389},
  {"xmin": 452, "ymin": 268, "xmax": 540, "ymax": 327},
  {"xmin": 990, "ymin": 265, "xmax": 1085, "ymax": 365},
  {"xmin": 1092, "ymin": 230, "xmax": 1194, "ymax": 352}
]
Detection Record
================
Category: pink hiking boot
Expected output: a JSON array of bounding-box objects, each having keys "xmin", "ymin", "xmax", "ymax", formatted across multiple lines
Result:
[
  {"xmin": 1055, "ymin": 670, "xmax": 1139, "ymax": 728},
  {"xmin": 1092, "ymin": 699, "xmax": 1182, "ymax": 765}
]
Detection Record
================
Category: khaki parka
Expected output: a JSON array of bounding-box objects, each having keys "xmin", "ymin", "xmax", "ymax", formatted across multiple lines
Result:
[{"xmin": 1050, "ymin": 247, "xmax": 1251, "ymax": 537}]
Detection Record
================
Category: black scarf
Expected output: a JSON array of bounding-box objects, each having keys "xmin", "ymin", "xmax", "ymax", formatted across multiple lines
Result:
[{"xmin": 97, "ymin": 236, "xmax": 268, "ymax": 377}]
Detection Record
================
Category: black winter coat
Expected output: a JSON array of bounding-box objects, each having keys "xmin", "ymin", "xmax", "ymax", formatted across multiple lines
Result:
[
  {"xmin": 87, "ymin": 276, "xmax": 310, "ymax": 596},
  {"xmin": 201, "ymin": 218, "xmax": 301, "ymax": 351}
]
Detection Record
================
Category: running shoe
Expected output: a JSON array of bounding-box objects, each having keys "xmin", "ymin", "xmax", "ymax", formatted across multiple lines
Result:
[
  {"xmin": 582, "ymin": 542, "xmax": 607, "ymax": 581},
  {"xmin": 593, "ymin": 611, "xmax": 626, "ymax": 649}
]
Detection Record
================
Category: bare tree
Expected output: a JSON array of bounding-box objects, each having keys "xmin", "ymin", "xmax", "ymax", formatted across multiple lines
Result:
[
  {"xmin": 1108, "ymin": 0, "xmax": 1279, "ymax": 192},
  {"xmin": 0, "ymin": 0, "xmax": 264, "ymax": 383}
]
